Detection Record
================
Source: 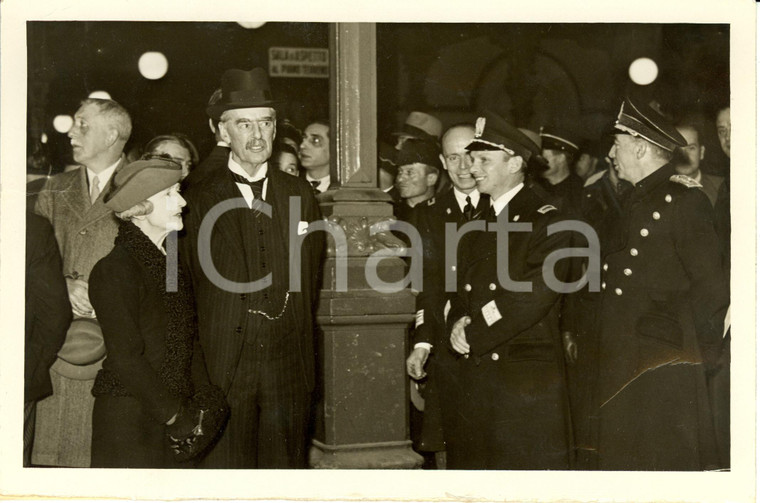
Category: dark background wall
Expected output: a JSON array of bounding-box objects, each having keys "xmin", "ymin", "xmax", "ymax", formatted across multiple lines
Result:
[{"xmin": 27, "ymin": 22, "xmax": 729, "ymax": 175}]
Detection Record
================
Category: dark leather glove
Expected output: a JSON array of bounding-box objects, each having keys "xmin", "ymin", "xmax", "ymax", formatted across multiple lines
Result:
[{"xmin": 166, "ymin": 385, "xmax": 230, "ymax": 462}]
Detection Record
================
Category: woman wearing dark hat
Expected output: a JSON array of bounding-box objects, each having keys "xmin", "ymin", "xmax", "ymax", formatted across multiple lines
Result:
[{"xmin": 88, "ymin": 158, "xmax": 227, "ymax": 468}]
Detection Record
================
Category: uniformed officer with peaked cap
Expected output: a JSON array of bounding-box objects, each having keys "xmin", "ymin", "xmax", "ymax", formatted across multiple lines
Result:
[
  {"xmin": 443, "ymin": 111, "xmax": 574, "ymax": 469},
  {"xmin": 596, "ymin": 97, "xmax": 729, "ymax": 470}
]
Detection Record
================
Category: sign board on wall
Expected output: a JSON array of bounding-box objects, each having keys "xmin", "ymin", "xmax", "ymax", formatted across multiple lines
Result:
[{"xmin": 268, "ymin": 47, "xmax": 329, "ymax": 78}]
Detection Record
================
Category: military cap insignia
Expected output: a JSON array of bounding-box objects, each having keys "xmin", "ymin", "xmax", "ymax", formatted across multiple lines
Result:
[
  {"xmin": 669, "ymin": 174, "xmax": 702, "ymax": 188},
  {"xmin": 475, "ymin": 117, "xmax": 486, "ymax": 138},
  {"xmin": 537, "ymin": 204, "xmax": 557, "ymax": 214}
]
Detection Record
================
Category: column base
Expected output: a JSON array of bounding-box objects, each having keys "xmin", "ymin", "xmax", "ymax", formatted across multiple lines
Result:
[{"xmin": 309, "ymin": 439, "xmax": 423, "ymax": 469}]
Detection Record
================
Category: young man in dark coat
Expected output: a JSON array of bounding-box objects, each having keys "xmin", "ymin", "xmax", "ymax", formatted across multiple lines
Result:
[
  {"xmin": 181, "ymin": 68, "xmax": 324, "ymax": 469},
  {"xmin": 445, "ymin": 112, "xmax": 574, "ymax": 469},
  {"xmin": 596, "ymin": 97, "xmax": 729, "ymax": 470}
]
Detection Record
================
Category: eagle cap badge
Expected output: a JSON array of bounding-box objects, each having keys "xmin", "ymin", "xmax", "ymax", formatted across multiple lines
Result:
[{"xmin": 475, "ymin": 117, "xmax": 486, "ymax": 138}]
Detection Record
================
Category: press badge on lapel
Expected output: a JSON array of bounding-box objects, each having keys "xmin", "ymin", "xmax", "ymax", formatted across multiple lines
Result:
[{"xmin": 481, "ymin": 300, "xmax": 502, "ymax": 326}]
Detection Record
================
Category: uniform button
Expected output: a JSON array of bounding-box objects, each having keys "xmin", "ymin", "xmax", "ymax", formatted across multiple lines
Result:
[
  {"xmin": 79, "ymin": 230, "xmax": 87, "ymax": 235},
  {"xmin": 464, "ymin": 284, "xmax": 472, "ymax": 292},
  {"xmin": 603, "ymin": 263, "xmax": 608, "ymax": 271},
  {"xmin": 640, "ymin": 228, "xmax": 649, "ymax": 237},
  {"xmin": 489, "ymin": 283, "xmax": 496, "ymax": 290},
  {"xmin": 240, "ymin": 294, "xmax": 247, "ymax": 300},
  {"xmin": 623, "ymin": 268, "xmax": 632, "ymax": 276},
  {"xmin": 653, "ymin": 211, "xmax": 661, "ymax": 220},
  {"xmin": 491, "ymin": 353, "xmax": 499, "ymax": 361},
  {"xmin": 615, "ymin": 288, "xmax": 623, "ymax": 296},
  {"xmin": 235, "ymin": 326, "xmax": 242, "ymax": 334},
  {"xmin": 601, "ymin": 282, "xmax": 606, "ymax": 290},
  {"xmin": 630, "ymin": 248, "xmax": 638, "ymax": 257},
  {"xmin": 665, "ymin": 194, "xmax": 672, "ymax": 203}
]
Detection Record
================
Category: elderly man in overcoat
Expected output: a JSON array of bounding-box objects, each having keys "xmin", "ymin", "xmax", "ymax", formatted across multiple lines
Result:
[
  {"xmin": 181, "ymin": 68, "xmax": 324, "ymax": 469},
  {"xmin": 597, "ymin": 98, "xmax": 729, "ymax": 470},
  {"xmin": 445, "ymin": 112, "xmax": 574, "ymax": 469},
  {"xmin": 33, "ymin": 98, "xmax": 131, "ymax": 467}
]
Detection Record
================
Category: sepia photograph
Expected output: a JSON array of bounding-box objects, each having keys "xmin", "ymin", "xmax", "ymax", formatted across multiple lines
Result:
[{"xmin": 0, "ymin": 0, "xmax": 755, "ymax": 501}]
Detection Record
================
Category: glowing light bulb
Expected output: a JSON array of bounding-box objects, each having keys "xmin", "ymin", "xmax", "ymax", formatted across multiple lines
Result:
[
  {"xmin": 138, "ymin": 52, "xmax": 169, "ymax": 80},
  {"xmin": 629, "ymin": 57, "xmax": 658, "ymax": 86},
  {"xmin": 53, "ymin": 115, "xmax": 74, "ymax": 133}
]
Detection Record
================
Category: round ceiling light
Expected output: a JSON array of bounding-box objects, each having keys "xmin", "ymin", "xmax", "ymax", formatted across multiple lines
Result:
[
  {"xmin": 629, "ymin": 57, "xmax": 658, "ymax": 86},
  {"xmin": 138, "ymin": 51, "xmax": 169, "ymax": 80},
  {"xmin": 53, "ymin": 115, "xmax": 74, "ymax": 133}
]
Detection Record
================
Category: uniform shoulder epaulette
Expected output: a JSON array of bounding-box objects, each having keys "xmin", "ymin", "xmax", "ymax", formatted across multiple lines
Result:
[
  {"xmin": 669, "ymin": 174, "xmax": 702, "ymax": 189},
  {"xmin": 426, "ymin": 197, "xmax": 436, "ymax": 206},
  {"xmin": 537, "ymin": 204, "xmax": 557, "ymax": 214}
]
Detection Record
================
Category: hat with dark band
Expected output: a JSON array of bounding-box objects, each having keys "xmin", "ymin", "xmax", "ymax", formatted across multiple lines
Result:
[
  {"xmin": 613, "ymin": 97, "xmax": 686, "ymax": 152},
  {"xmin": 207, "ymin": 68, "xmax": 281, "ymax": 121},
  {"xmin": 394, "ymin": 138, "xmax": 441, "ymax": 170},
  {"xmin": 392, "ymin": 111, "xmax": 443, "ymax": 143},
  {"xmin": 466, "ymin": 111, "xmax": 540, "ymax": 161},
  {"xmin": 540, "ymin": 126, "xmax": 581, "ymax": 156},
  {"xmin": 105, "ymin": 158, "xmax": 183, "ymax": 212}
]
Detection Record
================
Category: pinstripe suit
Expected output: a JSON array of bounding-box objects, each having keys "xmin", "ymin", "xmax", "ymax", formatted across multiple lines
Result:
[{"xmin": 181, "ymin": 164, "xmax": 324, "ymax": 468}]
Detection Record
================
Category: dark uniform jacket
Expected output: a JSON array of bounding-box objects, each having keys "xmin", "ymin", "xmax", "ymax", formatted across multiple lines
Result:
[
  {"xmin": 444, "ymin": 184, "xmax": 573, "ymax": 469},
  {"xmin": 410, "ymin": 188, "xmax": 489, "ymax": 453},
  {"xmin": 595, "ymin": 162, "xmax": 729, "ymax": 470}
]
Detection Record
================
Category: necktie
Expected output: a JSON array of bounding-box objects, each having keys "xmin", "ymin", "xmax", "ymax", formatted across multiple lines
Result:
[
  {"xmin": 463, "ymin": 195, "xmax": 474, "ymax": 221},
  {"xmin": 310, "ymin": 180, "xmax": 321, "ymax": 194},
  {"xmin": 231, "ymin": 172, "xmax": 265, "ymax": 201},
  {"xmin": 90, "ymin": 175, "xmax": 100, "ymax": 204},
  {"xmin": 487, "ymin": 204, "xmax": 497, "ymax": 222}
]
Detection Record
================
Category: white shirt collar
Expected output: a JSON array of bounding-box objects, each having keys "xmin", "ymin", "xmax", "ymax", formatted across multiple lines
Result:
[
  {"xmin": 452, "ymin": 188, "xmax": 481, "ymax": 213},
  {"xmin": 86, "ymin": 158, "xmax": 120, "ymax": 190},
  {"xmin": 694, "ymin": 170, "xmax": 702, "ymax": 184},
  {"xmin": 305, "ymin": 173, "xmax": 330, "ymax": 193},
  {"xmin": 492, "ymin": 182, "xmax": 524, "ymax": 217},
  {"xmin": 228, "ymin": 155, "xmax": 269, "ymax": 207}
]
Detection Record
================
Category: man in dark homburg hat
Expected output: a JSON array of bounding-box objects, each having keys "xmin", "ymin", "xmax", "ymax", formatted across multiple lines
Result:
[
  {"xmin": 444, "ymin": 111, "xmax": 574, "ymax": 469},
  {"xmin": 180, "ymin": 67, "xmax": 324, "ymax": 468},
  {"xmin": 595, "ymin": 97, "xmax": 729, "ymax": 470}
]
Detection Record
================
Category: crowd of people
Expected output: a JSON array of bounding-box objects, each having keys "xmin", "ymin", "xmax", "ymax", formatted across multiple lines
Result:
[{"xmin": 24, "ymin": 64, "xmax": 731, "ymax": 471}]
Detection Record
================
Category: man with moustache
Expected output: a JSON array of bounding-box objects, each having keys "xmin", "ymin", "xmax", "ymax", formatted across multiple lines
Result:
[
  {"xmin": 181, "ymin": 68, "xmax": 324, "ymax": 469},
  {"xmin": 33, "ymin": 98, "xmax": 131, "ymax": 467},
  {"xmin": 445, "ymin": 112, "xmax": 574, "ymax": 469},
  {"xmin": 596, "ymin": 98, "xmax": 728, "ymax": 470},
  {"xmin": 674, "ymin": 120, "xmax": 725, "ymax": 208},
  {"xmin": 405, "ymin": 123, "xmax": 489, "ymax": 467}
]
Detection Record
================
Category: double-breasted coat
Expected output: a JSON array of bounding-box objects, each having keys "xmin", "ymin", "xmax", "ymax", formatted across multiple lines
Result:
[
  {"xmin": 595, "ymin": 163, "xmax": 729, "ymax": 470},
  {"xmin": 444, "ymin": 184, "xmax": 573, "ymax": 469},
  {"xmin": 33, "ymin": 162, "xmax": 123, "ymax": 467}
]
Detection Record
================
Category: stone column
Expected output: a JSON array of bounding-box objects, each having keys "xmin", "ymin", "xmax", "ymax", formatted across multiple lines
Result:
[{"xmin": 309, "ymin": 23, "xmax": 422, "ymax": 469}]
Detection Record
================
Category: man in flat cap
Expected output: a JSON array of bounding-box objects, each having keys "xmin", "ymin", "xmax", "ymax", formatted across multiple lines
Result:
[
  {"xmin": 444, "ymin": 111, "xmax": 574, "ymax": 469},
  {"xmin": 596, "ymin": 97, "xmax": 729, "ymax": 470},
  {"xmin": 181, "ymin": 68, "xmax": 324, "ymax": 468},
  {"xmin": 392, "ymin": 111, "xmax": 443, "ymax": 150}
]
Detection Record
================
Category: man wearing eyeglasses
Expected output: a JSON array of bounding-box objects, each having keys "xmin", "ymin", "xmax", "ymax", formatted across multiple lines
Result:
[{"xmin": 299, "ymin": 120, "xmax": 331, "ymax": 193}]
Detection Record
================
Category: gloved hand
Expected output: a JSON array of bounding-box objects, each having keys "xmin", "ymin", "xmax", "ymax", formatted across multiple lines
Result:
[{"xmin": 166, "ymin": 385, "xmax": 230, "ymax": 462}]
